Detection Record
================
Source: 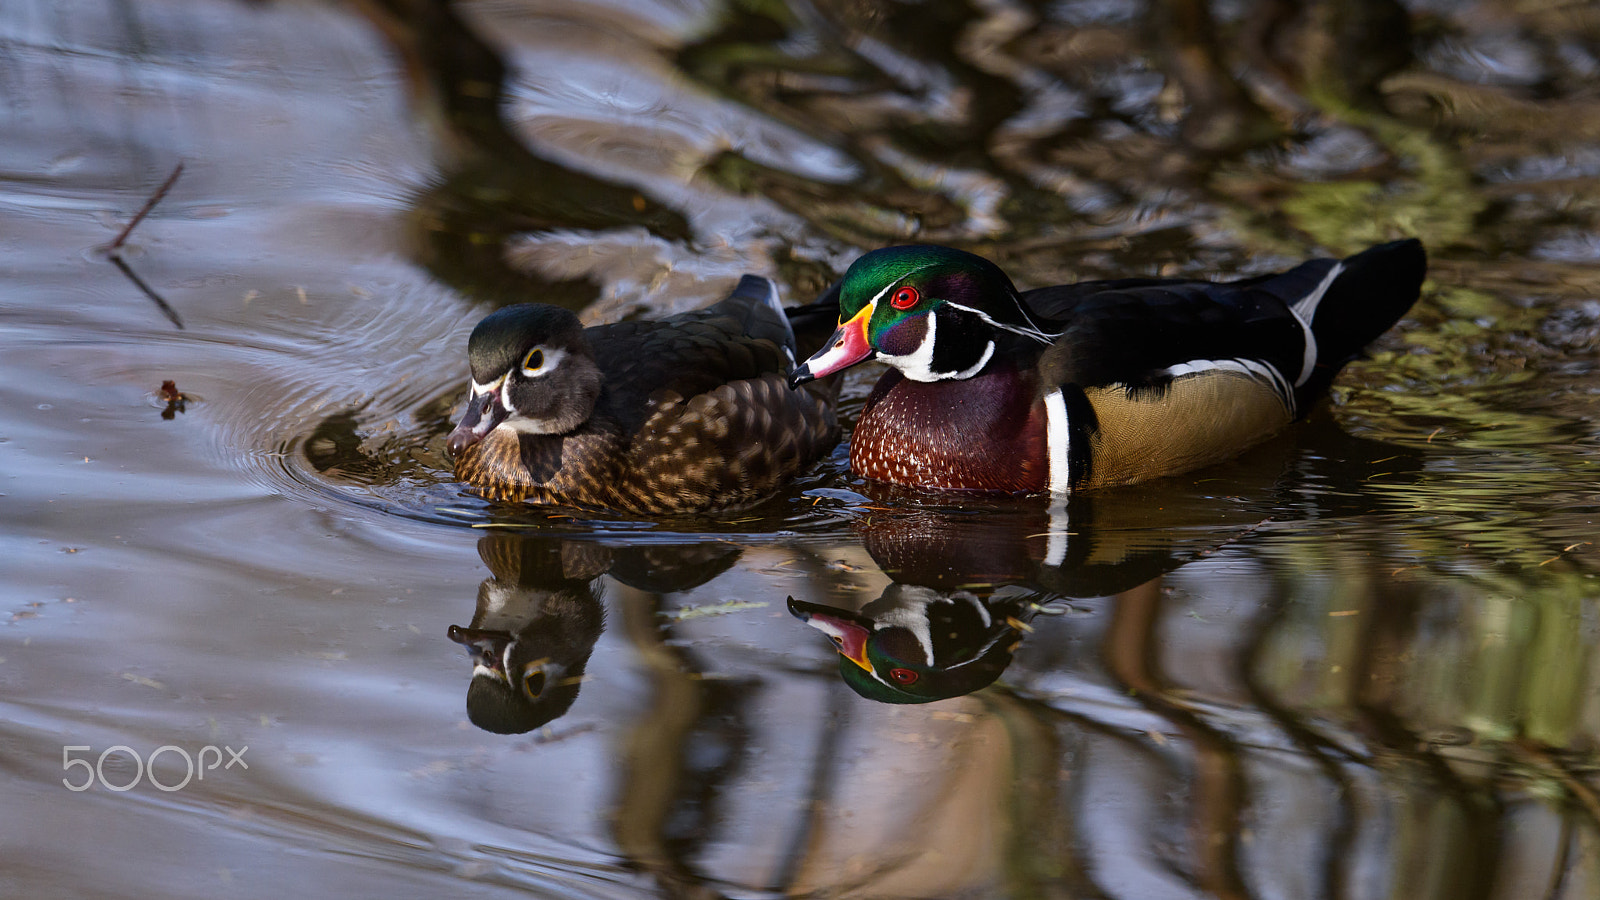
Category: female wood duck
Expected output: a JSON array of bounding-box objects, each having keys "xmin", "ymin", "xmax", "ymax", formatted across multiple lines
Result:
[
  {"xmin": 449, "ymin": 534, "xmax": 610, "ymax": 734},
  {"xmin": 447, "ymin": 276, "xmax": 840, "ymax": 514},
  {"xmin": 790, "ymin": 240, "xmax": 1426, "ymax": 494},
  {"xmin": 449, "ymin": 532, "xmax": 741, "ymax": 733}
]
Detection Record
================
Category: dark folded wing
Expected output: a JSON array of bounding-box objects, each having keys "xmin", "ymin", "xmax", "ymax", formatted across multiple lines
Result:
[{"xmin": 1026, "ymin": 262, "xmax": 1341, "ymax": 394}]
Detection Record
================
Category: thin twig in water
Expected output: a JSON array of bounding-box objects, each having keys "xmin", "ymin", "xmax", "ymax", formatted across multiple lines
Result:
[
  {"xmin": 106, "ymin": 161, "xmax": 187, "ymax": 330},
  {"xmin": 109, "ymin": 161, "xmax": 184, "ymax": 252},
  {"xmin": 1194, "ymin": 516, "xmax": 1273, "ymax": 557},
  {"xmin": 109, "ymin": 255, "xmax": 184, "ymax": 330}
]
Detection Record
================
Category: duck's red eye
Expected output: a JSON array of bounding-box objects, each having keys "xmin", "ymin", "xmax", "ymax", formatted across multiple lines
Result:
[
  {"xmin": 890, "ymin": 286, "xmax": 920, "ymax": 309},
  {"xmin": 888, "ymin": 667, "xmax": 919, "ymax": 685}
]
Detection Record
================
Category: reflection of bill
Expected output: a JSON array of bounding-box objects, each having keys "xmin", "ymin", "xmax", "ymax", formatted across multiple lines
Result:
[{"xmin": 62, "ymin": 743, "xmax": 247, "ymax": 792}]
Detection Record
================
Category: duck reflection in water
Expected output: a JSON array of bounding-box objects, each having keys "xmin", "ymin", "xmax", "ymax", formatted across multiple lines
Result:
[
  {"xmin": 791, "ymin": 410, "xmax": 1424, "ymax": 703},
  {"xmin": 790, "ymin": 583, "xmax": 1054, "ymax": 704},
  {"xmin": 449, "ymin": 532, "xmax": 739, "ymax": 733},
  {"xmin": 787, "ymin": 496, "xmax": 1205, "ymax": 704}
]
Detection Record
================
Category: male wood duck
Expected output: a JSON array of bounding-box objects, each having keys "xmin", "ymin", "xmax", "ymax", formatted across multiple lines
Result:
[
  {"xmin": 790, "ymin": 240, "xmax": 1426, "ymax": 494},
  {"xmin": 447, "ymin": 276, "xmax": 840, "ymax": 514}
]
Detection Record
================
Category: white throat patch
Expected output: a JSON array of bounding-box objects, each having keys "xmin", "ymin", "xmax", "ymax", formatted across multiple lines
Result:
[{"xmin": 887, "ymin": 313, "xmax": 995, "ymax": 382}]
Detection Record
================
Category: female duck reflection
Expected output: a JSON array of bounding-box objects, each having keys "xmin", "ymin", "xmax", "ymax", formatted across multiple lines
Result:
[{"xmin": 447, "ymin": 532, "xmax": 739, "ymax": 734}]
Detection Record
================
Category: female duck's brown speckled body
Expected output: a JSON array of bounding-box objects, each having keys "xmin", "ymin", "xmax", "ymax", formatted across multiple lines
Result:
[{"xmin": 447, "ymin": 276, "xmax": 839, "ymax": 514}]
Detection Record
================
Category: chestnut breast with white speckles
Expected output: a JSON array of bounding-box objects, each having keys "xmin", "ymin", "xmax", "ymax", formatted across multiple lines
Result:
[{"xmin": 850, "ymin": 368, "xmax": 1047, "ymax": 493}]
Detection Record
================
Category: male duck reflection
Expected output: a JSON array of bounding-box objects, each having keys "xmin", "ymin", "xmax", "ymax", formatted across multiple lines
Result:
[
  {"xmin": 786, "ymin": 415, "xmax": 1428, "ymax": 705},
  {"xmin": 789, "ymin": 587, "xmax": 1051, "ymax": 704},
  {"xmin": 782, "ymin": 499, "xmax": 1196, "ymax": 704},
  {"xmin": 447, "ymin": 276, "xmax": 839, "ymax": 514},
  {"xmin": 790, "ymin": 240, "xmax": 1426, "ymax": 493}
]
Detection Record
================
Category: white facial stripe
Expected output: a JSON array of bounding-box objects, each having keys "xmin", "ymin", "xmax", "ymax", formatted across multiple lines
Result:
[
  {"xmin": 499, "ymin": 378, "xmax": 518, "ymax": 416},
  {"xmin": 1286, "ymin": 261, "xmax": 1344, "ymax": 387},
  {"xmin": 885, "ymin": 313, "xmax": 994, "ymax": 382},
  {"xmin": 470, "ymin": 373, "xmax": 506, "ymax": 398},
  {"xmin": 472, "ymin": 663, "xmax": 507, "ymax": 683},
  {"xmin": 1159, "ymin": 358, "xmax": 1294, "ymax": 414},
  {"xmin": 869, "ymin": 262, "xmax": 937, "ymax": 309},
  {"xmin": 944, "ymin": 298, "xmax": 1060, "ymax": 344},
  {"xmin": 1043, "ymin": 388, "xmax": 1072, "ymax": 495},
  {"xmin": 958, "ymin": 592, "xmax": 994, "ymax": 628},
  {"xmin": 955, "ymin": 341, "xmax": 995, "ymax": 378}
]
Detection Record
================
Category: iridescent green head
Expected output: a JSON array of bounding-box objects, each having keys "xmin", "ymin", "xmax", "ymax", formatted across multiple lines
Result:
[
  {"xmin": 790, "ymin": 245, "xmax": 1044, "ymax": 384},
  {"xmin": 787, "ymin": 590, "xmax": 1022, "ymax": 704}
]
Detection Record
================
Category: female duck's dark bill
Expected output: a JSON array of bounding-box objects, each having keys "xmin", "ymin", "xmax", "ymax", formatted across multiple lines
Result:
[
  {"xmin": 789, "ymin": 306, "xmax": 875, "ymax": 387},
  {"xmin": 446, "ymin": 624, "xmax": 512, "ymax": 671},
  {"xmin": 446, "ymin": 391, "xmax": 504, "ymax": 457}
]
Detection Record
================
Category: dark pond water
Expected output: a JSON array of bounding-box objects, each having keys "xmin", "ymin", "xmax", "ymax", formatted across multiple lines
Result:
[{"xmin": 4, "ymin": 0, "xmax": 1600, "ymax": 897}]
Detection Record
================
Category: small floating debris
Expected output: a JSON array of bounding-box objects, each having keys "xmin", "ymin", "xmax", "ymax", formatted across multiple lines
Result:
[
  {"xmin": 155, "ymin": 380, "xmax": 200, "ymax": 419},
  {"xmin": 659, "ymin": 599, "xmax": 768, "ymax": 620},
  {"xmin": 120, "ymin": 672, "xmax": 166, "ymax": 690}
]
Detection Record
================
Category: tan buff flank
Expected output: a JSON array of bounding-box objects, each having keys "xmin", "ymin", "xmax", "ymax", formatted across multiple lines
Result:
[{"xmin": 1083, "ymin": 370, "xmax": 1293, "ymax": 489}]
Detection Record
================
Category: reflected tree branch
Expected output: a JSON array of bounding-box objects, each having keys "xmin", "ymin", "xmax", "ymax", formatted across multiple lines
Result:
[
  {"xmin": 108, "ymin": 255, "xmax": 183, "ymax": 330},
  {"xmin": 609, "ymin": 581, "xmax": 725, "ymax": 900},
  {"xmin": 105, "ymin": 161, "xmax": 185, "ymax": 329},
  {"xmin": 1344, "ymin": 568, "xmax": 1506, "ymax": 900},
  {"xmin": 350, "ymin": 0, "xmax": 691, "ymax": 307},
  {"xmin": 1238, "ymin": 591, "xmax": 1363, "ymax": 900},
  {"xmin": 1102, "ymin": 576, "xmax": 1254, "ymax": 900}
]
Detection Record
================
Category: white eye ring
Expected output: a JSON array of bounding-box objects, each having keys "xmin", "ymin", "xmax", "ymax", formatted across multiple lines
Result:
[{"xmin": 520, "ymin": 346, "xmax": 566, "ymax": 378}]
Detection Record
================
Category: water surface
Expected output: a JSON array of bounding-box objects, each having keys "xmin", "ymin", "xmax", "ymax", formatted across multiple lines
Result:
[{"xmin": 3, "ymin": 0, "xmax": 1599, "ymax": 897}]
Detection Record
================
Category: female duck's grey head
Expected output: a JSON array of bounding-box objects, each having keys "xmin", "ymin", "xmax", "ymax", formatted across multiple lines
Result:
[{"xmin": 447, "ymin": 304, "xmax": 603, "ymax": 457}]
